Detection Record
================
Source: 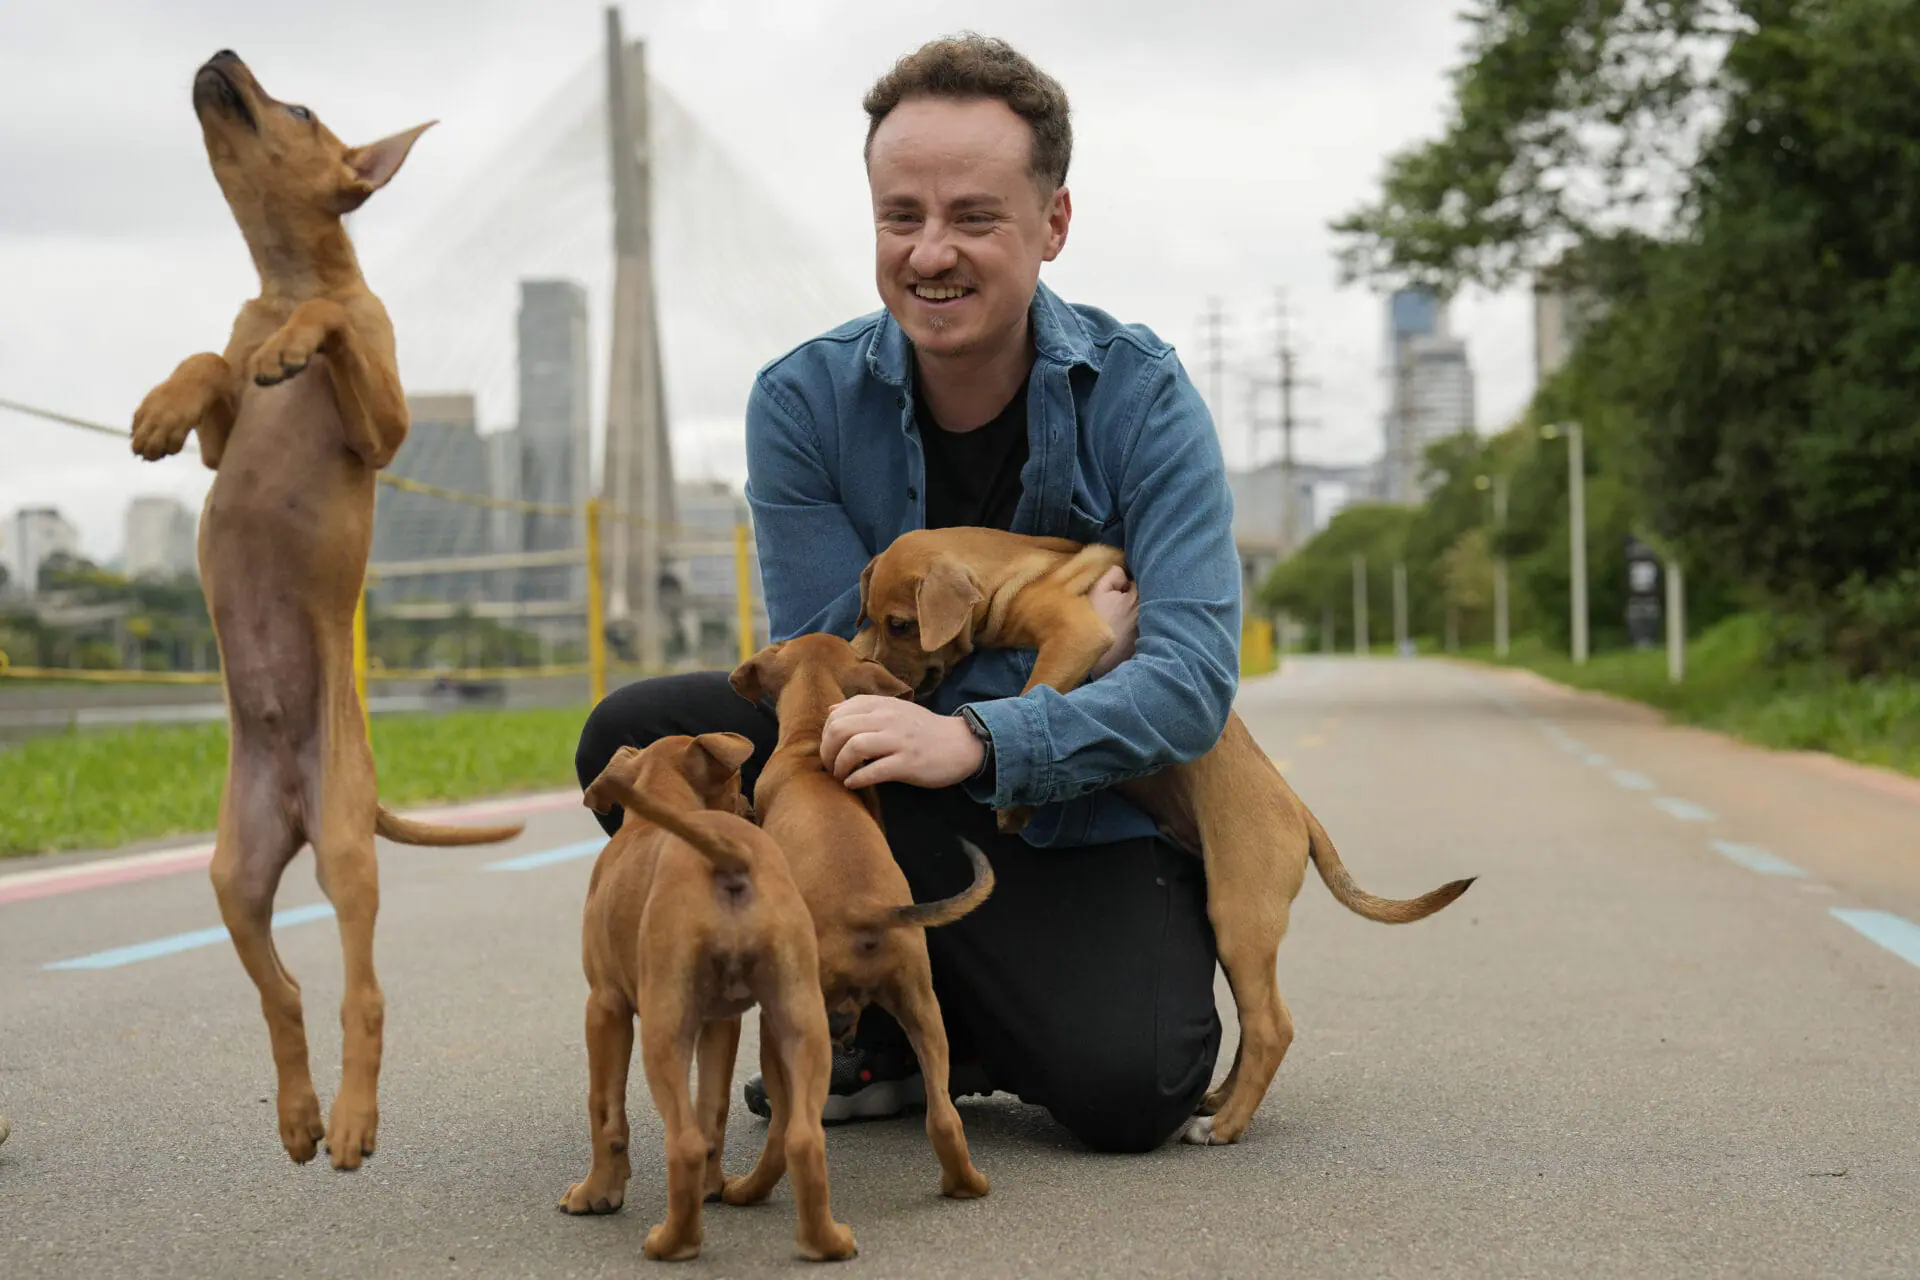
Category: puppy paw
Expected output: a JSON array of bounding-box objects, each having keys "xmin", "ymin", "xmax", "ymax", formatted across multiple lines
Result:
[
  {"xmin": 324, "ymin": 1093, "xmax": 378, "ymax": 1171},
  {"xmin": 721, "ymin": 1171, "xmax": 775, "ymax": 1206},
  {"xmin": 277, "ymin": 1088, "xmax": 327, "ymax": 1165},
  {"xmin": 940, "ymin": 1164, "xmax": 990, "ymax": 1199},
  {"xmin": 643, "ymin": 1222, "xmax": 702, "ymax": 1261},
  {"xmin": 249, "ymin": 321, "xmax": 327, "ymax": 387},
  {"xmin": 797, "ymin": 1222, "xmax": 857, "ymax": 1262},
  {"xmin": 560, "ymin": 1177, "xmax": 626, "ymax": 1215},
  {"xmin": 130, "ymin": 383, "xmax": 203, "ymax": 460}
]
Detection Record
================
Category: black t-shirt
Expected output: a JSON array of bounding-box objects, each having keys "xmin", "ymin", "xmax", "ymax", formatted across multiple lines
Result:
[{"xmin": 916, "ymin": 372, "xmax": 1031, "ymax": 532}]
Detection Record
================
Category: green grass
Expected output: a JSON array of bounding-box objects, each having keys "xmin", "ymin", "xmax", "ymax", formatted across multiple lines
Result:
[
  {"xmin": 1461, "ymin": 614, "xmax": 1920, "ymax": 778},
  {"xmin": 0, "ymin": 705, "xmax": 589, "ymax": 858}
]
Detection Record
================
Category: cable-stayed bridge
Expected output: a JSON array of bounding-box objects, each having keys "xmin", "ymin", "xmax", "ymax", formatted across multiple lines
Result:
[{"xmin": 361, "ymin": 7, "xmax": 871, "ymax": 666}]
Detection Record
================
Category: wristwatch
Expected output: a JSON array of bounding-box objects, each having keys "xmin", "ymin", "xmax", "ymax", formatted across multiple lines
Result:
[{"xmin": 956, "ymin": 705, "xmax": 995, "ymax": 786}]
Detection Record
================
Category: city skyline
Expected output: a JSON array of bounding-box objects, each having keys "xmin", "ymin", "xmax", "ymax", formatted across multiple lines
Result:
[{"xmin": 0, "ymin": 4, "xmax": 1537, "ymax": 565}]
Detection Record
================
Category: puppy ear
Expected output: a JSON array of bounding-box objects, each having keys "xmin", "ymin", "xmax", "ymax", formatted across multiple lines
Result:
[
  {"xmin": 856, "ymin": 559, "xmax": 877, "ymax": 628},
  {"xmin": 583, "ymin": 744, "xmax": 644, "ymax": 815},
  {"xmin": 340, "ymin": 121, "xmax": 435, "ymax": 210},
  {"xmin": 915, "ymin": 556, "xmax": 984, "ymax": 652},
  {"xmin": 846, "ymin": 660, "xmax": 913, "ymax": 701},
  {"xmin": 686, "ymin": 732, "xmax": 756, "ymax": 794},
  {"xmin": 728, "ymin": 640, "xmax": 786, "ymax": 704}
]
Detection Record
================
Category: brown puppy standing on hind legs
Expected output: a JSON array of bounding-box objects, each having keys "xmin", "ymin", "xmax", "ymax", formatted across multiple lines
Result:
[
  {"xmin": 130, "ymin": 51, "xmax": 522, "ymax": 1170},
  {"xmin": 727, "ymin": 633, "xmax": 992, "ymax": 1202},
  {"xmin": 573, "ymin": 735, "xmax": 855, "ymax": 1263},
  {"xmin": 851, "ymin": 526, "xmax": 1476, "ymax": 1147}
]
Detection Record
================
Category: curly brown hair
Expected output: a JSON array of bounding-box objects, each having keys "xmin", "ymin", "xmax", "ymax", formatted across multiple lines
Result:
[{"xmin": 862, "ymin": 33, "xmax": 1073, "ymax": 192}]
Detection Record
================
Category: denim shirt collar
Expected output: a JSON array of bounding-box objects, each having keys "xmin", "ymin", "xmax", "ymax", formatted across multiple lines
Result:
[{"xmin": 864, "ymin": 279, "xmax": 1102, "ymax": 389}]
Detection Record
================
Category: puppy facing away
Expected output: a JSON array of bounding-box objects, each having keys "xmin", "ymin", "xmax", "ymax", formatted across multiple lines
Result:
[
  {"xmin": 129, "ymin": 50, "xmax": 520, "ymax": 1171},
  {"xmin": 574, "ymin": 734, "xmax": 855, "ymax": 1263},
  {"xmin": 852, "ymin": 527, "xmax": 1475, "ymax": 1146},
  {"xmin": 729, "ymin": 633, "xmax": 992, "ymax": 1200}
]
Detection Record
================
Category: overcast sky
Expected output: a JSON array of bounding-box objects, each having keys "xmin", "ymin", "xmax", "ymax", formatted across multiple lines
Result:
[{"xmin": 0, "ymin": 0, "xmax": 1536, "ymax": 562}]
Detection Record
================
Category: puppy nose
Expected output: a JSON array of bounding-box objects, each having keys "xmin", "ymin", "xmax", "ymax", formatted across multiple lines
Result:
[{"xmin": 211, "ymin": 49, "xmax": 239, "ymax": 62}]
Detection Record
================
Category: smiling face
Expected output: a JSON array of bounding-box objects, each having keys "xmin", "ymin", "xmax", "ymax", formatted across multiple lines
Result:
[{"xmin": 867, "ymin": 96, "xmax": 1070, "ymax": 362}]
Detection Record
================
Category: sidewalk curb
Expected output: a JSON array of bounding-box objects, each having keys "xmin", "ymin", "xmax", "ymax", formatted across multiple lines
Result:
[
  {"xmin": 0, "ymin": 789, "xmax": 582, "ymax": 902},
  {"xmin": 1447, "ymin": 657, "xmax": 1920, "ymax": 810}
]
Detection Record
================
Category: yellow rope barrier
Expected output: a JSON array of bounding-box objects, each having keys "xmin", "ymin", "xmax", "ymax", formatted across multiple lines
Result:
[
  {"xmin": 0, "ymin": 396, "xmax": 709, "ymax": 533},
  {"xmin": 2, "ymin": 394, "xmax": 765, "ymax": 693},
  {"xmin": 0, "ymin": 665, "xmax": 223, "ymax": 685}
]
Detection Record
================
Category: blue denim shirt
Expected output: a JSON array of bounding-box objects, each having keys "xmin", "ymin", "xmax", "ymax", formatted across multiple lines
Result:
[{"xmin": 743, "ymin": 281, "xmax": 1241, "ymax": 849}]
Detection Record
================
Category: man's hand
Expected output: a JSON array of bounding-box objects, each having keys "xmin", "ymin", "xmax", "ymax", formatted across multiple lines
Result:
[
  {"xmin": 1088, "ymin": 564, "xmax": 1139, "ymax": 680},
  {"xmin": 821, "ymin": 695, "xmax": 984, "ymax": 790}
]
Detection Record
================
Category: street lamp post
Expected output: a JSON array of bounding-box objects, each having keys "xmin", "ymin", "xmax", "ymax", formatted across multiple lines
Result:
[
  {"xmin": 1541, "ymin": 422, "xmax": 1588, "ymax": 664},
  {"xmin": 1351, "ymin": 553, "xmax": 1368, "ymax": 654},
  {"xmin": 1475, "ymin": 472, "xmax": 1511, "ymax": 657}
]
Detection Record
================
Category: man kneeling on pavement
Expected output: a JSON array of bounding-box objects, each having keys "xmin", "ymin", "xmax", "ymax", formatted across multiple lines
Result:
[{"xmin": 575, "ymin": 32, "xmax": 1239, "ymax": 1154}]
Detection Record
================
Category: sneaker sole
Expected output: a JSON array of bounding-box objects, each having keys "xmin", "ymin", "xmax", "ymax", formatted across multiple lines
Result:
[
  {"xmin": 745, "ymin": 1066, "xmax": 994, "ymax": 1125},
  {"xmin": 820, "ymin": 1074, "xmax": 928, "ymax": 1124}
]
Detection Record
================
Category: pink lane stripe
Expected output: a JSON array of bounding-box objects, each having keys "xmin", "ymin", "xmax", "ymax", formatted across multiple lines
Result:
[
  {"xmin": 0, "ymin": 789, "xmax": 580, "ymax": 906},
  {"xmin": 0, "ymin": 847, "xmax": 215, "ymax": 905}
]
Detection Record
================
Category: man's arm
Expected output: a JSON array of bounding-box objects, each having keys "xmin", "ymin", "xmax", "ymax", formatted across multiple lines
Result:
[
  {"xmin": 958, "ymin": 356, "xmax": 1241, "ymax": 810},
  {"xmin": 743, "ymin": 373, "xmax": 869, "ymax": 641}
]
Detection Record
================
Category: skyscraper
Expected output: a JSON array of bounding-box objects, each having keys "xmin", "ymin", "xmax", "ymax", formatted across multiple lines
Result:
[
  {"xmin": 1, "ymin": 506, "xmax": 80, "ymax": 596},
  {"xmin": 368, "ymin": 394, "xmax": 490, "ymax": 604},
  {"xmin": 122, "ymin": 496, "xmax": 198, "ymax": 580},
  {"xmin": 484, "ymin": 423, "xmax": 527, "ymax": 605},
  {"xmin": 516, "ymin": 279, "xmax": 592, "ymax": 603},
  {"xmin": 1381, "ymin": 289, "xmax": 1476, "ymax": 502}
]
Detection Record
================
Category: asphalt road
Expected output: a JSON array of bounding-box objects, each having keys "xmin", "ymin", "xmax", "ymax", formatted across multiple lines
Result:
[{"xmin": 3, "ymin": 656, "xmax": 1917, "ymax": 1278}]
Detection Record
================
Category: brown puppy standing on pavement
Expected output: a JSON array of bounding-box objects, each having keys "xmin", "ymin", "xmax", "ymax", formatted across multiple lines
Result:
[
  {"xmin": 728, "ymin": 633, "xmax": 992, "ymax": 1201},
  {"xmin": 852, "ymin": 527, "xmax": 1476, "ymax": 1147},
  {"xmin": 573, "ymin": 735, "xmax": 855, "ymax": 1263},
  {"xmin": 129, "ymin": 52, "xmax": 521, "ymax": 1171}
]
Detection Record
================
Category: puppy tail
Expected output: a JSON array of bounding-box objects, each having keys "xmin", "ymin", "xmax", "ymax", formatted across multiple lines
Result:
[
  {"xmin": 589, "ymin": 778, "xmax": 754, "ymax": 876},
  {"xmin": 375, "ymin": 805, "xmax": 524, "ymax": 847},
  {"xmin": 1306, "ymin": 810, "xmax": 1475, "ymax": 924},
  {"xmin": 877, "ymin": 838, "xmax": 994, "ymax": 930}
]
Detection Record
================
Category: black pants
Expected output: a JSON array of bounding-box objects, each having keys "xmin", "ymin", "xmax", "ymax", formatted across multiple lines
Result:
[{"xmin": 574, "ymin": 671, "xmax": 1222, "ymax": 1154}]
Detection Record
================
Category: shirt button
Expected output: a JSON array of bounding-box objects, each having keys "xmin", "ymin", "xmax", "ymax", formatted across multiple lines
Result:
[{"xmin": 907, "ymin": 487, "xmax": 918, "ymax": 501}]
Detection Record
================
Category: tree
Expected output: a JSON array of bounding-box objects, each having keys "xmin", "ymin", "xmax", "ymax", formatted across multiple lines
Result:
[
  {"xmin": 1330, "ymin": 0, "xmax": 1744, "ymax": 293},
  {"xmin": 1260, "ymin": 504, "xmax": 1418, "ymax": 650},
  {"xmin": 1334, "ymin": 0, "xmax": 1920, "ymax": 674},
  {"xmin": 1563, "ymin": 1, "xmax": 1920, "ymax": 669}
]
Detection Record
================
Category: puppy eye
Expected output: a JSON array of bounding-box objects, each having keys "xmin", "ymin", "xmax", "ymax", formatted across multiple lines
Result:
[
  {"xmin": 286, "ymin": 104, "xmax": 312, "ymax": 122},
  {"xmin": 886, "ymin": 618, "xmax": 915, "ymax": 639}
]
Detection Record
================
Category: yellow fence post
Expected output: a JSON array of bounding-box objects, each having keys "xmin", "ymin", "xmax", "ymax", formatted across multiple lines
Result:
[
  {"xmin": 585, "ymin": 497, "xmax": 608, "ymax": 705},
  {"xmin": 352, "ymin": 587, "xmax": 369, "ymax": 719},
  {"xmin": 1240, "ymin": 617, "xmax": 1276, "ymax": 678},
  {"xmin": 734, "ymin": 521, "xmax": 756, "ymax": 665}
]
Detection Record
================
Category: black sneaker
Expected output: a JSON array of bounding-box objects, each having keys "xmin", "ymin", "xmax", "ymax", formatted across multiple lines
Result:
[{"xmin": 743, "ymin": 1040, "xmax": 992, "ymax": 1124}]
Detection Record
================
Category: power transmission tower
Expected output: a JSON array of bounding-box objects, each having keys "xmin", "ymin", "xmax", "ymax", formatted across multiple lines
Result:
[
  {"xmin": 1197, "ymin": 297, "xmax": 1229, "ymax": 458},
  {"xmin": 1269, "ymin": 289, "xmax": 1318, "ymax": 556}
]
